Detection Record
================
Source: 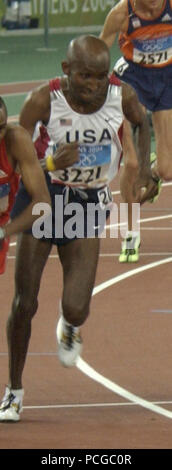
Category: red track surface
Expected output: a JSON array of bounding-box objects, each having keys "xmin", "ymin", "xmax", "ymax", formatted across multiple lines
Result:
[
  {"xmin": 0, "ymin": 81, "xmax": 172, "ymax": 452},
  {"xmin": 0, "ymin": 180, "xmax": 172, "ymax": 450}
]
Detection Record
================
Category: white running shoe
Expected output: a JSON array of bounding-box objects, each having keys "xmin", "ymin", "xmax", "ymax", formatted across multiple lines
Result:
[
  {"xmin": 56, "ymin": 315, "xmax": 82, "ymax": 367},
  {"xmin": 0, "ymin": 386, "xmax": 24, "ymax": 422},
  {"xmin": 119, "ymin": 234, "xmax": 140, "ymax": 263}
]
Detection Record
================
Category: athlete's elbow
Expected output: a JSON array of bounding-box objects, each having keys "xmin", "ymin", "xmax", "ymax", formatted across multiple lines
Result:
[
  {"xmin": 124, "ymin": 154, "xmax": 139, "ymax": 172},
  {"xmin": 40, "ymin": 191, "xmax": 51, "ymax": 207},
  {"xmin": 33, "ymin": 190, "xmax": 51, "ymax": 209},
  {"xmin": 99, "ymin": 32, "xmax": 114, "ymax": 48},
  {"xmin": 32, "ymin": 194, "xmax": 51, "ymax": 223}
]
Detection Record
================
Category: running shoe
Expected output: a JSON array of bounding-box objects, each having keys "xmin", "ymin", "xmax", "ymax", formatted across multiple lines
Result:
[
  {"xmin": 56, "ymin": 314, "xmax": 82, "ymax": 367},
  {"xmin": 0, "ymin": 386, "xmax": 24, "ymax": 422},
  {"xmin": 119, "ymin": 234, "xmax": 140, "ymax": 263}
]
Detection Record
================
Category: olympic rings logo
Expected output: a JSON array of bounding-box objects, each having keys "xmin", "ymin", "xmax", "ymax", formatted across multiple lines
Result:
[
  {"xmin": 78, "ymin": 153, "xmax": 97, "ymax": 167},
  {"xmin": 136, "ymin": 38, "xmax": 167, "ymax": 53}
]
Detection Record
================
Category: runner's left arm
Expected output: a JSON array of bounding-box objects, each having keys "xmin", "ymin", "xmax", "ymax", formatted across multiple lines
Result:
[
  {"xmin": 99, "ymin": 1, "xmax": 128, "ymax": 48},
  {"xmin": 121, "ymin": 82, "xmax": 159, "ymax": 203},
  {"xmin": 3, "ymin": 126, "xmax": 51, "ymax": 238}
]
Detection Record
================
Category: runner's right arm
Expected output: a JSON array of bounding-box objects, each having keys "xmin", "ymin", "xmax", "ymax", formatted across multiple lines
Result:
[
  {"xmin": 99, "ymin": 0, "xmax": 128, "ymax": 48},
  {"xmin": 20, "ymin": 83, "xmax": 79, "ymax": 171}
]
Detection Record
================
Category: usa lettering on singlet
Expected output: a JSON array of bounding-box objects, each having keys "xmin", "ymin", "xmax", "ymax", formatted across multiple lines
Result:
[
  {"xmin": 119, "ymin": 0, "xmax": 172, "ymax": 67},
  {"xmin": 34, "ymin": 77, "xmax": 123, "ymax": 189}
]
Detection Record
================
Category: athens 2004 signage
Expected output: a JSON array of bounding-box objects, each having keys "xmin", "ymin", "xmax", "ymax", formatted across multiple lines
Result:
[{"xmin": 31, "ymin": 0, "xmax": 118, "ymax": 28}]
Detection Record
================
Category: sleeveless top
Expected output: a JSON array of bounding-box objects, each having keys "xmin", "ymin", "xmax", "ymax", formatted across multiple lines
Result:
[
  {"xmin": 119, "ymin": 0, "xmax": 172, "ymax": 67},
  {"xmin": 0, "ymin": 138, "xmax": 19, "ymax": 225},
  {"xmin": 34, "ymin": 75, "xmax": 124, "ymax": 189}
]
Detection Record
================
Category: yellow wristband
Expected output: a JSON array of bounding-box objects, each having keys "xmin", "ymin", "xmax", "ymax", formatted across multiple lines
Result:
[{"xmin": 46, "ymin": 155, "xmax": 56, "ymax": 172}]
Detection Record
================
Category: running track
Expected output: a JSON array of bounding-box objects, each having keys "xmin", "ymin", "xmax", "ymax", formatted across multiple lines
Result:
[{"xmin": 0, "ymin": 81, "xmax": 172, "ymax": 452}]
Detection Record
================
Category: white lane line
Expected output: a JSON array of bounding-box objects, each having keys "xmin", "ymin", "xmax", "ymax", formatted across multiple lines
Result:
[
  {"xmin": 151, "ymin": 310, "xmax": 172, "ymax": 314},
  {"xmin": 7, "ymin": 251, "xmax": 172, "ymax": 261},
  {"xmin": 3, "ymin": 92, "xmax": 27, "ymax": 98},
  {"xmin": 100, "ymin": 252, "xmax": 172, "ymax": 257},
  {"xmin": 93, "ymin": 256, "xmax": 172, "ymax": 294},
  {"xmin": 77, "ymin": 256, "xmax": 172, "ymax": 419},
  {"xmin": 111, "ymin": 181, "xmax": 172, "ymax": 196},
  {"xmin": 6, "ymin": 256, "xmax": 172, "ymax": 417},
  {"xmin": 7, "ymin": 252, "xmax": 172, "ymax": 260},
  {"xmin": 8, "ymin": 213, "xmax": 172, "ymax": 250},
  {"xmin": 141, "ymin": 227, "xmax": 172, "ymax": 230},
  {"xmin": 22, "ymin": 400, "xmax": 172, "ymax": 411},
  {"xmin": 161, "ymin": 182, "xmax": 172, "ymax": 187},
  {"xmin": 138, "ymin": 214, "xmax": 172, "ymax": 224},
  {"xmin": 77, "ymin": 358, "xmax": 172, "ymax": 419},
  {"xmin": 112, "ymin": 190, "xmax": 120, "ymax": 195},
  {"xmin": 106, "ymin": 213, "xmax": 172, "ymax": 230}
]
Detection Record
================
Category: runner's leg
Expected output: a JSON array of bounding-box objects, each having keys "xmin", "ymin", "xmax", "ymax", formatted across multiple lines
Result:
[
  {"xmin": 58, "ymin": 237, "xmax": 100, "ymax": 326},
  {"xmin": 152, "ymin": 109, "xmax": 172, "ymax": 181},
  {"xmin": 7, "ymin": 233, "xmax": 52, "ymax": 389}
]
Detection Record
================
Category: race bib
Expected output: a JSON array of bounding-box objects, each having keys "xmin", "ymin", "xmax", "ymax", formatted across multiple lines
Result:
[
  {"xmin": 97, "ymin": 186, "xmax": 113, "ymax": 209},
  {"xmin": 114, "ymin": 57, "xmax": 129, "ymax": 76},
  {"xmin": 133, "ymin": 36, "xmax": 172, "ymax": 66},
  {"xmin": 54, "ymin": 144, "xmax": 111, "ymax": 186},
  {"xmin": 133, "ymin": 48, "xmax": 170, "ymax": 65}
]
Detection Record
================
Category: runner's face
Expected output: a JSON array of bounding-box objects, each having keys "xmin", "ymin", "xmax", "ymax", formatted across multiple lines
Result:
[
  {"xmin": 136, "ymin": 0, "xmax": 164, "ymax": 9},
  {"xmin": 0, "ymin": 108, "xmax": 7, "ymax": 142},
  {"xmin": 68, "ymin": 60, "xmax": 109, "ymax": 105}
]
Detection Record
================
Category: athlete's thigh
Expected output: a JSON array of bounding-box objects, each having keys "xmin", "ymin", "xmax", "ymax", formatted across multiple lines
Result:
[
  {"xmin": 58, "ymin": 238, "xmax": 100, "ymax": 303},
  {"xmin": 15, "ymin": 233, "xmax": 52, "ymax": 297},
  {"xmin": 152, "ymin": 109, "xmax": 172, "ymax": 157}
]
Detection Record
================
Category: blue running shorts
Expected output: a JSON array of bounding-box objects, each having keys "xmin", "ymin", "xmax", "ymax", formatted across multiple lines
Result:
[
  {"xmin": 114, "ymin": 57, "xmax": 172, "ymax": 112},
  {"xmin": 11, "ymin": 174, "xmax": 111, "ymax": 245}
]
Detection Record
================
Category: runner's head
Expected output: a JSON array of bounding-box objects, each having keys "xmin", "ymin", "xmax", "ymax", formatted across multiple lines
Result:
[
  {"xmin": 62, "ymin": 35, "xmax": 110, "ymax": 104},
  {"xmin": 134, "ymin": 0, "xmax": 164, "ymax": 11}
]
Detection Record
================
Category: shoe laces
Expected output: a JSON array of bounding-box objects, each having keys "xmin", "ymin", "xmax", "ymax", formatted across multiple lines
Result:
[
  {"xmin": 122, "ymin": 236, "xmax": 138, "ymax": 252},
  {"xmin": 62, "ymin": 325, "xmax": 80, "ymax": 349},
  {"xmin": 0, "ymin": 392, "xmax": 16, "ymax": 411}
]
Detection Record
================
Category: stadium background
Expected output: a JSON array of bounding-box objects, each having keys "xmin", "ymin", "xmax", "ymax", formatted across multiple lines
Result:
[{"xmin": 0, "ymin": 0, "xmax": 155, "ymax": 149}]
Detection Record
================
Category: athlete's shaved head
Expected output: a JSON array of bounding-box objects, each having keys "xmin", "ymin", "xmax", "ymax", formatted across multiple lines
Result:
[
  {"xmin": 66, "ymin": 35, "xmax": 110, "ymax": 70},
  {"xmin": 62, "ymin": 35, "xmax": 110, "ymax": 109}
]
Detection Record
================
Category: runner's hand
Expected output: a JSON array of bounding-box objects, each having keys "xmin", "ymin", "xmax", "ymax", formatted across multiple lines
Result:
[
  {"xmin": 53, "ymin": 142, "xmax": 79, "ymax": 170},
  {"xmin": 134, "ymin": 172, "xmax": 161, "ymax": 205}
]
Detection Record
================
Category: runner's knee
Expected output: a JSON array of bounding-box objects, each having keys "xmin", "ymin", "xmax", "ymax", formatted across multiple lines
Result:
[
  {"xmin": 157, "ymin": 159, "xmax": 172, "ymax": 181},
  {"xmin": 11, "ymin": 293, "xmax": 38, "ymax": 321},
  {"xmin": 63, "ymin": 298, "xmax": 90, "ymax": 326}
]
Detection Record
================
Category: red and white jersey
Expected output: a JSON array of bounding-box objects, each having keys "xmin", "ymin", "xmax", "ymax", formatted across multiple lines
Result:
[
  {"xmin": 0, "ymin": 138, "xmax": 19, "ymax": 225},
  {"xmin": 34, "ymin": 76, "xmax": 124, "ymax": 189}
]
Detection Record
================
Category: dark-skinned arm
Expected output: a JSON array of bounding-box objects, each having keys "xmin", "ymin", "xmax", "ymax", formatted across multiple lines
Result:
[
  {"xmin": 122, "ymin": 82, "xmax": 159, "ymax": 204},
  {"xmin": 2, "ymin": 125, "xmax": 51, "ymax": 239},
  {"xmin": 20, "ymin": 80, "xmax": 79, "ymax": 171}
]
